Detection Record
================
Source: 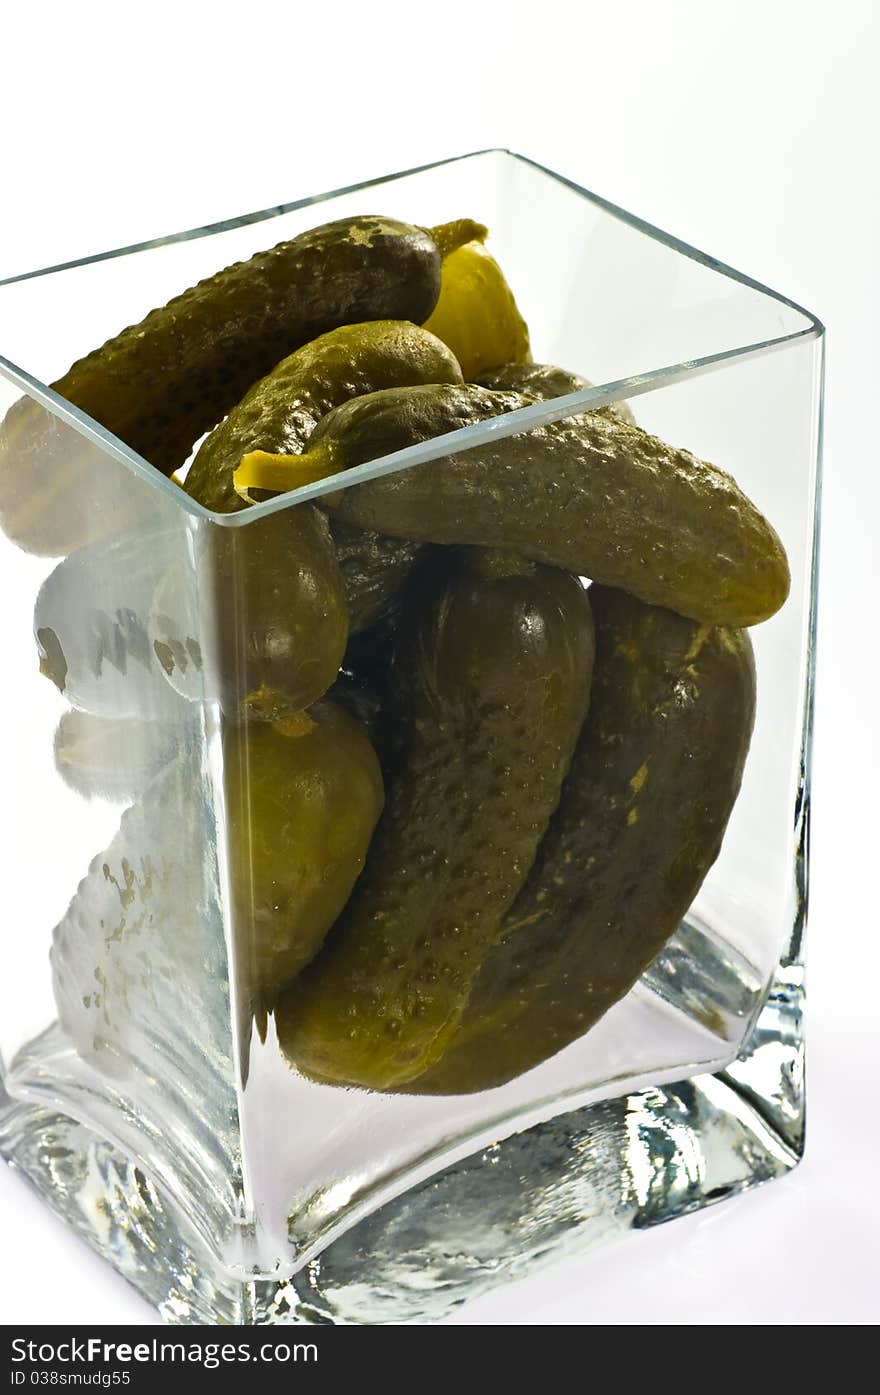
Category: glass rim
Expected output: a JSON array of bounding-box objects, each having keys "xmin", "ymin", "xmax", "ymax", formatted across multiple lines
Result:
[{"xmin": 0, "ymin": 147, "xmax": 825, "ymax": 531}]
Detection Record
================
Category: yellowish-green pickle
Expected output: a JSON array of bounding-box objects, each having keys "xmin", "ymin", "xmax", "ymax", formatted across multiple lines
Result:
[
  {"xmin": 423, "ymin": 235, "xmax": 531, "ymax": 379},
  {"xmin": 276, "ymin": 548, "xmax": 596, "ymax": 1090},
  {"xmin": 415, "ymin": 585, "xmax": 756, "ymax": 1094},
  {"xmin": 203, "ymin": 504, "xmax": 348, "ymax": 722},
  {"xmin": 224, "ymin": 700, "xmax": 384, "ymax": 1000},
  {"xmin": 238, "ymin": 382, "xmax": 789, "ymax": 628}
]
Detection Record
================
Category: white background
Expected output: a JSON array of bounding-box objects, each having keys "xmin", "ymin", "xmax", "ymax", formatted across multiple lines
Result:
[{"xmin": 0, "ymin": 0, "xmax": 877, "ymax": 1325}]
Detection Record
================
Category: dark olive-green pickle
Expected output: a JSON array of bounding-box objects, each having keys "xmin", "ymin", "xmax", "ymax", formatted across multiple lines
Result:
[
  {"xmin": 277, "ymin": 548, "xmax": 595, "ymax": 1090},
  {"xmin": 417, "ymin": 586, "xmax": 756, "ymax": 1093},
  {"xmin": 292, "ymin": 383, "xmax": 789, "ymax": 628}
]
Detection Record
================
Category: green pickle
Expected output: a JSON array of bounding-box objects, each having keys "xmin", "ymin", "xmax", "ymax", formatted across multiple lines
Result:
[
  {"xmin": 184, "ymin": 320, "xmax": 464, "ymax": 513},
  {"xmin": 241, "ymin": 383, "xmax": 789, "ymax": 627},
  {"xmin": 224, "ymin": 700, "xmax": 384, "ymax": 1001},
  {"xmin": 204, "ymin": 504, "xmax": 347, "ymax": 722},
  {"xmin": 0, "ymin": 216, "xmax": 476, "ymax": 557},
  {"xmin": 57, "ymin": 218, "xmax": 443, "ymax": 477},
  {"xmin": 276, "ymin": 548, "xmax": 596, "ymax": 1090},
  {"xmin": 477, "ymin": 361, "xmax": 637, "ymax": 425},
  {"xmin": 331, "ymin": 520, "xmax": 423, "ymax": 634},
  {"xmin": 5, "ymin": 204, "xmax": 784, "ymax": 1108},
  {"xmin": 183, "ymin": 318, "xmax": 460, "ymax": 638},
  {"xmin": 417, "ymin": 585, "xmax": 756, "ymax": 1094}
]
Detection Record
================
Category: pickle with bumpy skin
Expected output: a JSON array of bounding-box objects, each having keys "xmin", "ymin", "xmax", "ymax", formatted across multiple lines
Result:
[
  {"xmin": 57, "ymin": 218, "xmax": 444, "ymax": 477},
  {"xmin": 224, "ymin": 700, "xmax": 384, "ymax": 1000},
  {"xmin": 183, "ymin": 320, "xmax": 459, "ymax": 633},
  {"xmin": 477, "ymin": 361, "xmax": 637, "ymax": 425},
  {"xmin": 184, "ymin": 320, "xmax": 463, "ymax": 514},
  {"xmin": 276, "ymin": 548, "xmax": 595, "ymax": 1090},
  {"xmin": 0, "ymin": 216, "xmax": 463, "ymax": 556},
  {"xmin": 239, "ymin": 383, "xmax": 789, "ymax": 628},
  {"xmin": 331, "ymin": 519, "xmax": 423, "ymax": 634},
  {"xmin": 416, "ymin": 585, "xmax": 756, "ymax": 1094}
]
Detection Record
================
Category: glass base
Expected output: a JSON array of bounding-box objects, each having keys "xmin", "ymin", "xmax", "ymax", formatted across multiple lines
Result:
[{"xmin": 0, "ymin": 963, "xmax": 803, "ymax": 1326}]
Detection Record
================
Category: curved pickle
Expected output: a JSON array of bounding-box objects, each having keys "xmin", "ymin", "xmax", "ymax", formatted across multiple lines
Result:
[
  {"xmin": 239, "ymin": 383, "xmax": 790, "ymax": 628},
  {"xmin": 276, "ymin": 548, "xmax": 595, "ymax": 1090},
  {"xmin": 184, "ymin": 321, "xmax": 463, "ymax": 514},
  {"xmin": 183, "ymin": 318, "xmax": 463, "ymax": 639},
  {"xmin": 416, "ymin": 585, "xmax": 757, "ymax": 1094},
  {"xmin": 0, "ymin": 215, "xmax": 472, "ymax": 557}
]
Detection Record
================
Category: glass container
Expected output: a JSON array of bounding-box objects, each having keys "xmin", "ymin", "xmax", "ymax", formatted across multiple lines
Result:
[{"xmin": 0, "ymin": 150, "xmax": 823, "ymax": 1325}]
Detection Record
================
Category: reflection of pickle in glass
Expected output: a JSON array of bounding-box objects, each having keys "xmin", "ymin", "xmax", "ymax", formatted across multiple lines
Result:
[
  {"xmin": 33, "ymin": 524, "xmax": 193, "ymax": 719},
  {"xmin": 53, "ymin": 710, "xmax": 183, "ymax": 804},
  {"xmin": 277, "ymin": 548, "xmax": 595, "ymax": 1091},
  {"xmin": 148, "ymin": 559, "xmax": 205, "ymax": 702},
  {"xmin": 416, "ymin": 586, "xmax": 757, "ymax": 1095},
  {"xmin": 0, "ymin": 395, "xmax": 172, "ymax": 558},
  {"xmin": 50, "ymin": 755, "xmax": 231, "ymax": 1090}
]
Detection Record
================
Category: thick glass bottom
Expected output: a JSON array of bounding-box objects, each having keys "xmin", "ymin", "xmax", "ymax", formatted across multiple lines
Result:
[{"xmin": 0, "ymin": 964, "xmax": 802, "ymax": 1326}]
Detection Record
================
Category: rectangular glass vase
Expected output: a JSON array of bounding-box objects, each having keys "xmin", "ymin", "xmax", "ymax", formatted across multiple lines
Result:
[{"xmin": 0, "ymin": 151, "xmax": 822, "ymax": 1325}]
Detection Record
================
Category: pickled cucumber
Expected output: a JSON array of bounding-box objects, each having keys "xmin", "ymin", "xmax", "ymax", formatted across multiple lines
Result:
[
  {"xmin": 182, "ymin": 319, "xmax": 461, "ymax": 637},
  {"xmin": 331, "ymin": 520, "xmax": 423, "ymax": 633},
  {"xmin": 204, "ymin": 505, "xmax": 347, "ymax": 722},
  {"xmin": 0, "ymin": 216, "xmax": 461, "ymax": 556},
  {"xmin": 184, "ymin": 321, "xmax": 463, "ymax": 514},
  {"xmin": 224, "ymin": 700, "xmax": 383, "ymax": 999},
  {"xmin": 477, "ymin": 361, "xmax": 636, "ymax": 425},
  {"xmin": 276, "ymin": 548, "xmax": 595, "ymax": 1090},
  {"xmin": 239, "ymin": 383, "xmax": 789, "ymax": 628},
  {"xmin": 417, "ymin": 585, "xmax": 756, "ymax": 1093},
  {"xmin": 61, "ymin": 218, "xmax": 444, "ymax": 477},
  {"xmin": 423, "ymin": 236, "xmax": 531, "ymax": 379},
  {"xmin": 427, "ymin": 219, "xmax": 489, "ymax": 259}
]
